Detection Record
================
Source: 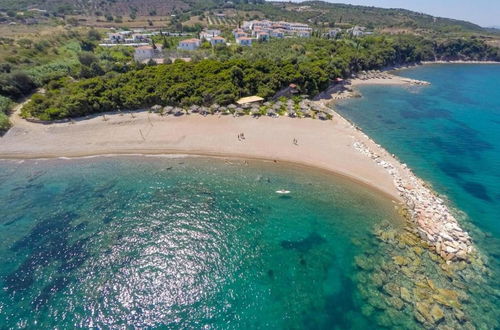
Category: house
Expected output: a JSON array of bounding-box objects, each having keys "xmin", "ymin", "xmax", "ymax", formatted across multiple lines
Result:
[
  {"xmin": 295, "ymin": 30, "xmax": 311, "ymax": 38},
  {"xmin": 200, "ymin": 29, "xmax": 221, "ymax": 41},
  {"xmin": 270, "ymin": 29, "xmax": 284, "ymax": 38},
  {"xmin": 256, "ymin": 32, "xmax": 269, "ymax": 41},
  {"xmin": 233, "ymin": 29, "xmax": 248, "ymax": 39},
  {"xmin": 132, "ymin": 33, "xmax": 149, "ymax": 42},
  {"xmin": 177, "ymin": 38, "xmax": 201, "ymax": 51},
  {"xmin": 107, "ymin": 33, "xmax": 125, "ymax": 43},
  {"xmin": 236, "ymin": 37, "xmax": 252, "ymax": 46},
  {"xmin": 348, "ymin": 26, "xmax": 370, "ymax": 37},
  {"xmin": 328, "ymin": 28, "xmax": 341, "ymax": 38},
  {"xmin": 134, "ymin": 45, "xmax": 163, "ymax": 62},
  {"xmin": 210, "ymin": 36, "xmax": 226, "ymax": 46}
]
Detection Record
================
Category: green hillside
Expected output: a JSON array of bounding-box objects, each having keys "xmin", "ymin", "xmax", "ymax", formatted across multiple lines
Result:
[
  {"xmin": 0, "ymin": 0, "xmax": 490, "ymax": 34},
  {"xmin": 253, "ymin": 1, "xmax": 485, "ymax": 33}
]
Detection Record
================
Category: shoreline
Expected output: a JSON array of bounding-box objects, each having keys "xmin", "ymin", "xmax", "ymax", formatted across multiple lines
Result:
[
  {"xmin": 0, "ymin": 106, "xmax": 474, "ymax": 261},
  {"xmin": 0, "ymin": 113, "xmax": 403, "ymax": 202},
  {"xmin": 3, "ymin": 152, "xmax": 403, "ymax": 205},
  {"xmin": 1, "ymin": 62, "xmax": 490, "ymax": 261}
]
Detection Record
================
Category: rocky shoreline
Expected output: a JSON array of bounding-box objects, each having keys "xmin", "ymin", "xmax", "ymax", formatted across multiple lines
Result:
[
  {"xmin": 352, "ymin": 140, "xmax": 474, "ymax": 262},
  {"xmin": 314, "ymin": 69, "xmax": 474, "ymax": 262}
]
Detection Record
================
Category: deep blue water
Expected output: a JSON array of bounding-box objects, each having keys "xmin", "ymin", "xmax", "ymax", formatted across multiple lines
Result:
[{"xmin": 337, "ymin": 63, "xmax": 500, "ymax": 268}]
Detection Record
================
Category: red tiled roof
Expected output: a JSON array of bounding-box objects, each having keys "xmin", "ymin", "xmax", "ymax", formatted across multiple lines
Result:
[{"xmin": 180, "ymin": 38, "xmax": 201, "ymax": 44}]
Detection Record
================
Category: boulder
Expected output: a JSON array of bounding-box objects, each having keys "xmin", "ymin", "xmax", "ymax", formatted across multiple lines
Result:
[
  {"xmin": 355, "ymin": 255, "xmax": 374, "ymax": 270},
  {"xmin": 383, "ymin": 282, "xmax": 400, "ymax": 297},
  {"xmin": 393, "ymin": 255, "xmax": 408, "ymax": 266},
  {"xmin": 432, "ymin": 289, "xmax": 461, "ymax": 309},
  {"xmin": 430, "ymin": 304, "xmax": 445, "ymax": 323},
  {"xmin": 387, "ymin": 296, "xmax": 405, "ymax": 310},
  {"xmin": 400, "ymin": 287, "xmax": 412, "ymax": 303}
]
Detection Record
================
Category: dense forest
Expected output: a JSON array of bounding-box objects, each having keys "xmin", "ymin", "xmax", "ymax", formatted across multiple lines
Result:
[{"xmin": 20, "ymin": 35, "xmax": 500, "ymax": 121}]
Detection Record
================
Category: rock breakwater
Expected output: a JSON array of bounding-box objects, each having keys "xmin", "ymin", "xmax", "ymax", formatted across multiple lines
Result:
[{"xmin": 352, "ymin": 140, "xmax": 474, "ymax": 262}]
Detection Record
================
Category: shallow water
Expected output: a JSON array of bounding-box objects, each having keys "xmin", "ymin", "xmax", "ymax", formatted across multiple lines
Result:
[
  {"xmin": 336, "ymin": 64, "xmax": 500, "ymax": 327},
  {"xmin": 338, "ymin": 64, "xmax": 500, "ymax": 238},
  {"xmin": 0, "ymin": 156, "xmax": 405, "ymax": 328}
]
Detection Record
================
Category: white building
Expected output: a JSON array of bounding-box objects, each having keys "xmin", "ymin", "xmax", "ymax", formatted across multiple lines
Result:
[
  {"xmin": 295, "ymin": 30, "xmax": 311, "ymax": 38},
  {"xmin": 236, "ymin": 37, "xmax": 253, "ymax": 46},
  {"xmin": 200, "ymin": 29, "xmax": 221, "ymax": 41},
  {"xmin": 327, "ymin": 28, "xmax": 342, "ymax": 38},
  {"xmin": 131, "ymin": 33, "xmax": 149, "ymax": 42},
  {"xmin": 233, "ymin": 29, "xmax": 248, "ymax": 39},
  {"xmin": 241, "ymin": 20, "xmax": 312, "ymax": 38},
  {"xmin": 177, "ymin": 38, "xmax": 201, "ymax": 51},
  {"xmin": 270, "ymin": 29, "xmax": 285, "ymax": 38},
  {"xmin": 256, "ymin": 32, "xmax": 269, "ymax": 41},
  {"xmin": 348, "ymin": 26, "xmax": 371, "ymax": 37},
  {"xmin": 210, "ymin": 36, "xmax": 226, "ymax": 46},
  {"xmin": 107, "ymin": 33, "xmax": 125, "ymax": 43},
  {"xmin": 134, "ymin": 45, "xmax": 163, "ymax": 62}
]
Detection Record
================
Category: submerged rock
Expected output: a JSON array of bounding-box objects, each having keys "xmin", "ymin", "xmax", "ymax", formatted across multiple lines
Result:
[
  {"xmin": 430, "ymin": 304, "xmax": 445, "ymax": 323},
  {"xmin": 415, "ymin": 301, "xmax": 444, "ymax": 325},
  {"xmin": 355, "ymin": 255, "xmax": 374, "ymax": 270},
  {"xmin": 432, "ymin": 288, "xmax": 461, "ymax": 309},
  {"xmin": 383, "ymin": 282, "xmax": 400, "ymax": 297},
  {"xmin": 400, "ymin": 286, "xmax": 413, "ymax": 303},
  {"xmin": 393, "ymin": 255, "xmax": 408, "ymax": 266},
  {"xmin": 387, "ymin": 296, "xmax": 405, "ymax": 310}
]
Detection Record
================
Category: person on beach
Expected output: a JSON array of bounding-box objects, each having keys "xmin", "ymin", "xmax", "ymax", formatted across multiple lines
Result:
[{"xmin": 293, "ymin": 138, "xmax": 298, "ymax": 146}]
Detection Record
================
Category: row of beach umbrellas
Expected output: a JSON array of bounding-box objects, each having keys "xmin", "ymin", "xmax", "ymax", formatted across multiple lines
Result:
[{"xmin": 150, "ymin": 99, "xmax": 333, "ymax": 120}]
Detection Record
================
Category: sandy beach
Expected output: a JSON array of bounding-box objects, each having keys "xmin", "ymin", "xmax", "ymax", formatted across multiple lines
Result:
[
  {"xmin": 0, "ymin": 111, "xmax": 402, "ymax": 201},
  {"xmin": 0, "ymin": 73, "xmax": 474, "ymax": 261}
]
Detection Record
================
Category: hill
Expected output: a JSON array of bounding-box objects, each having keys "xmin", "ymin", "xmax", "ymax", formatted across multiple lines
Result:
[
  {"xmin": 0, "ymin": 0, "xmax": 491, "ymax": 34},
  {"xmin": 258, "ymin": 1, "xmax": 485, "ymax": 33},
  {"xmin": 0, "ymin": 0, "xmax": 219, "ymax": 16}
]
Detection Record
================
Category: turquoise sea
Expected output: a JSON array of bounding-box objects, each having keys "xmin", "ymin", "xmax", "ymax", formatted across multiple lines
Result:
[
  {"xmin": 1, "ymin": 157, "xmax": 406, "ymax": 328},
  {"xmin": 0, "ymin": 64, "xmax": 499, "ymax": 328},
  {"xmin": 337, "ymin": 64, "xmax": 500, "ymax": 254}
]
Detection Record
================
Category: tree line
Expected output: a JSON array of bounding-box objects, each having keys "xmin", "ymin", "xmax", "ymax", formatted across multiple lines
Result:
[{"xmin": 19, "ymin": 35, "xmax": 500, "ymax": 121}]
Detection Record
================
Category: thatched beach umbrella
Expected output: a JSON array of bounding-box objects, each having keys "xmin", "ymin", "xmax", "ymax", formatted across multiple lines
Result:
[
  {"xmin": 317, "ymin": 112, "xmax": 328, "ymax": 120},
  {"xmin": 267, "ymin": 108, "xmax": 277, "ymax": 117},
  {"xmin": 199, "ymin": 106, "xmax": 209, "ymax": 115},
  {"xmin": 250, "ymin": 107, "xmax": 261, "ymax": 117},
  {"xmin": 302, "ymin": 108, "xmax": 312, "ymax": 117},
  {"xmin": 235, "ymin": 107, "xmax": 245, "ymax": 117},
  {"xmin": 151, "ymin": 104, "xmax": 162, "ymax": 113},
  {"xmin": 173, "ymin": 107, "xmax": 184, "ymax": 116},
  {"xmin": 211, "ymin": 104, "xmax": 220, "ymax": 113},
  {"xmin": 227, "ymin": 104, "xmax": 237, "ymax": 114},
  {"xmin": 164, "ymin": 106, "xmax": 174, "ymax": 114},
  {"xmin": 220, "ymin": 106, "xmax": 231, "ymax": 115}
]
